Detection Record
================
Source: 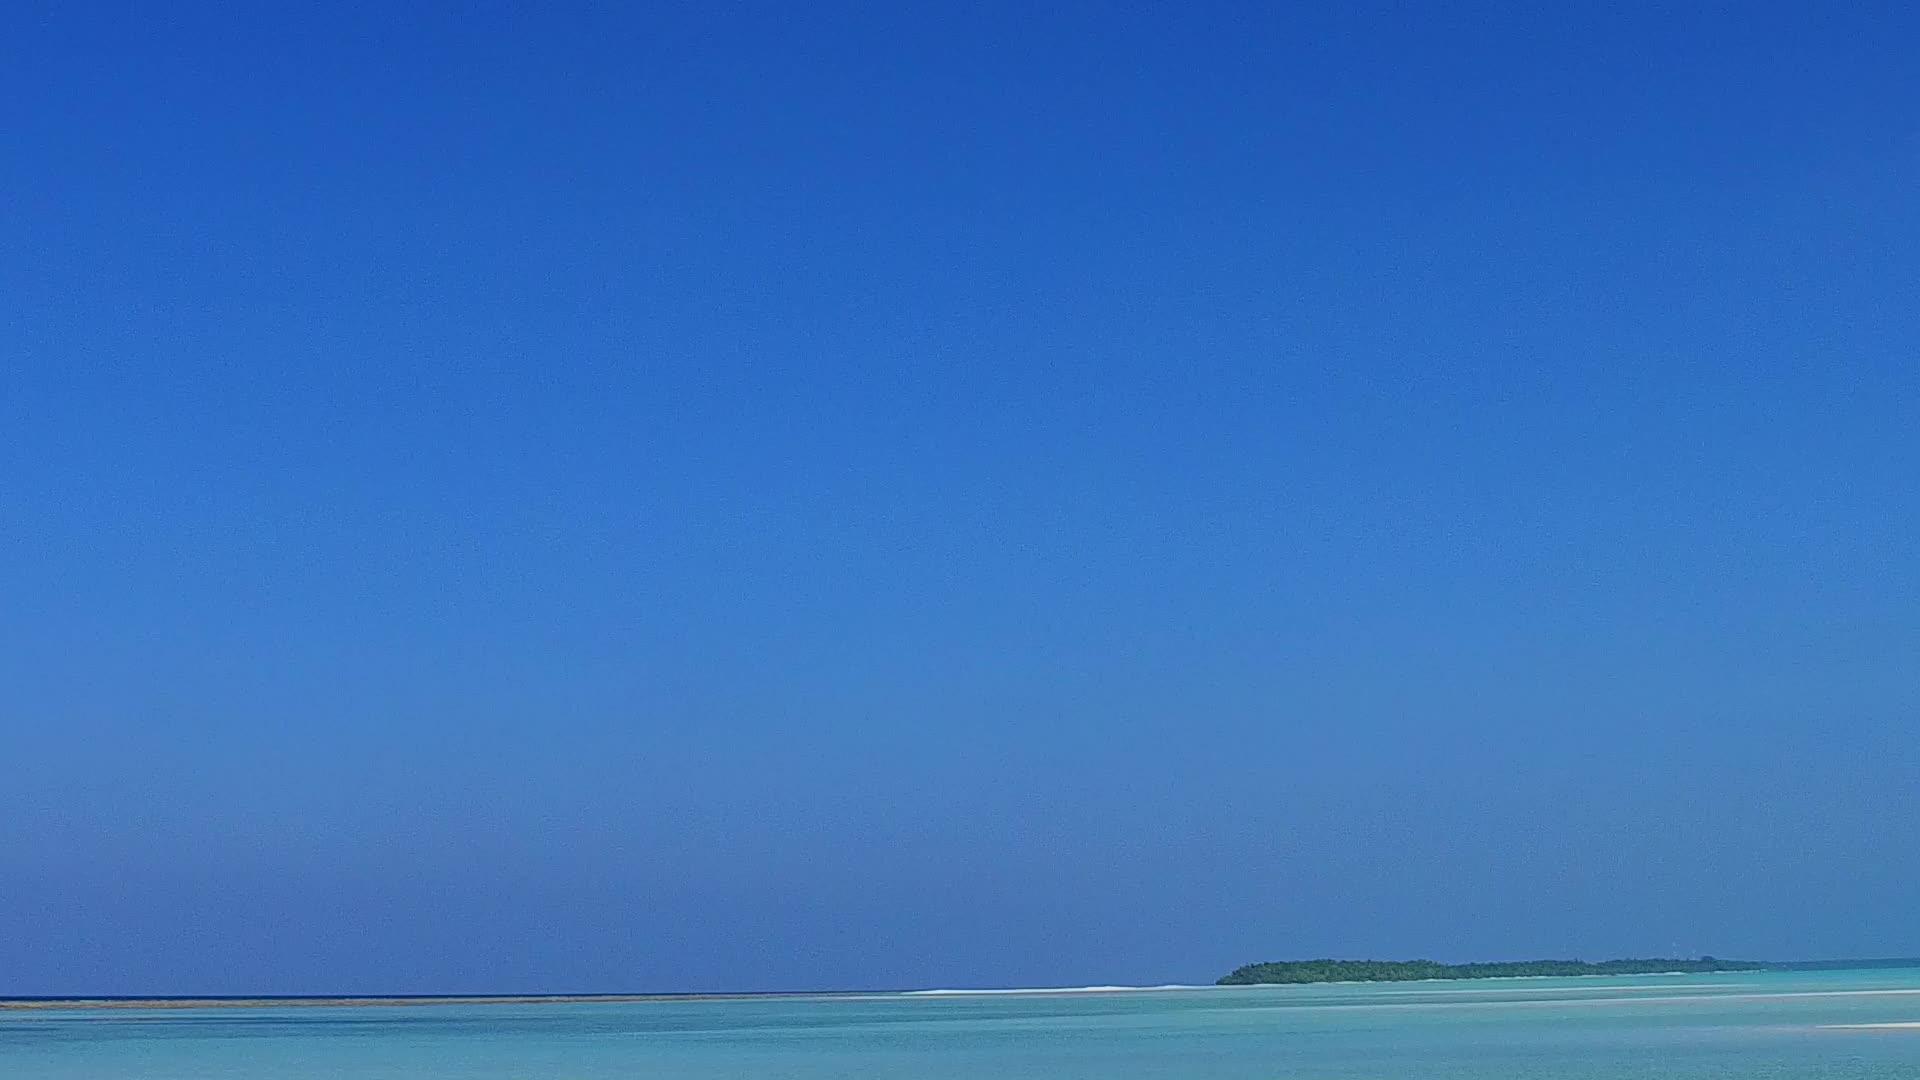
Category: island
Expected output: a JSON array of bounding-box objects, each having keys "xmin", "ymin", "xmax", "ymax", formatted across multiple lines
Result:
[{"xmin": 1216, "ymin": 957, "xmax": 1861, "ymax": 985}]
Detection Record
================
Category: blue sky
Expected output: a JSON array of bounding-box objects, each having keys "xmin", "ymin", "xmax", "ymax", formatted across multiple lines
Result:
[{"xmin": 4, "ymin": 2, "xmax": 1917, "ymax": 994}]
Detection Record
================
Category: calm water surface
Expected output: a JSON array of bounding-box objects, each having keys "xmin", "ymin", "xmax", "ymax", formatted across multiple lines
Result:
[{"xmin": 9, "ymin": 969, "xmax": 1920, "ymax": 1078}]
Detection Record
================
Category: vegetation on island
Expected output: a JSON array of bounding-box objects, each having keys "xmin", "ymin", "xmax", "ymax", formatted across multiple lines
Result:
[{"xmin": 1216, "ymin": 957, "xmax": 1768, "ymax": 985}]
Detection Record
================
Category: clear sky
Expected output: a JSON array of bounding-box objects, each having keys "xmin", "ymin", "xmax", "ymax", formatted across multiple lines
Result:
[{"xmin": 4, "ymin": 2, "xmax": 1917, "ymax": 995}]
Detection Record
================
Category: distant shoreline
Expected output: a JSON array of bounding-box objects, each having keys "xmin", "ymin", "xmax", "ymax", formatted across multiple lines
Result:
[
  {"xmin": 1217, "ymin": 957, "xmax": 1920, "ymax": 986},
  {"xmin": 11, "ymin": 960, "xmax": 1920, "ymax": 1012}
]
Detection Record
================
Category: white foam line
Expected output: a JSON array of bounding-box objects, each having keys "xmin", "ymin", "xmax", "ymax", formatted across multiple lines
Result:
[
  {"xmin": 1823, "ymin": 1022, "xmax": 1920, "ymax": 1030},
  {"xmin": 901, "ymin": 985, "xmax": 1920, "ymax": 1002}
]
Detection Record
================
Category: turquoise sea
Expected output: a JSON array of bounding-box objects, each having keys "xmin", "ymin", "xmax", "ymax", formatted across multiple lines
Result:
[{"xmin": 9, "ymin": 969, "xmax": 1920, "ymax": 1078}]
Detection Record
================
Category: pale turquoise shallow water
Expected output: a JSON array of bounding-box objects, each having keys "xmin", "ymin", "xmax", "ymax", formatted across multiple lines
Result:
[{"xmin": 10, "ymin": 969, "xmax": 1920, "ymax": 1078}]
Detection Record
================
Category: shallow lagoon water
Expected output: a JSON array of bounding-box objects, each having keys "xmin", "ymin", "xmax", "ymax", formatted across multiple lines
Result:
[{"xmin": 9, "ymin": 969, "xmax": 1920, "ymax": 1078}]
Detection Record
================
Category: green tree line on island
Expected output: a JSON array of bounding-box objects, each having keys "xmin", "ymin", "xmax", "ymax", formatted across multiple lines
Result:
[{"xmin": 1216, "ymin": 957, "xmax": 1769, "ymax": 985}]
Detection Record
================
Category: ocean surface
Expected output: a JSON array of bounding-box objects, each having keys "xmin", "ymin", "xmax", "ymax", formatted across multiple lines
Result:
[{"xmin": 9, "ymin": 969, "xmax": 1920, "ymax": 1079}]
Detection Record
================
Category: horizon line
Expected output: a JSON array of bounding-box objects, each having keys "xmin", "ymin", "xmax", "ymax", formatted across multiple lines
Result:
[{"xmin": 11, "ymin": 955, "xmax": 1920, "ymax": 1010}]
